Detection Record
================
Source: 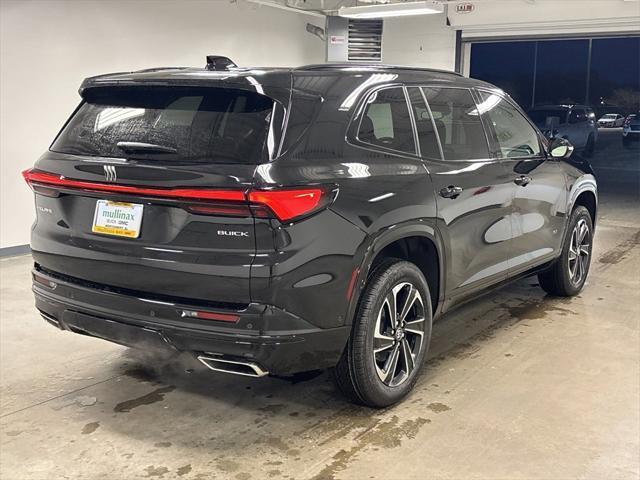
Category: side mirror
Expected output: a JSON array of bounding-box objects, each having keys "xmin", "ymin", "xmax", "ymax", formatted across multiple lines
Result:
[{"xmin": 549, "ymin": 137, "xmax": 574, "ymax": 159}]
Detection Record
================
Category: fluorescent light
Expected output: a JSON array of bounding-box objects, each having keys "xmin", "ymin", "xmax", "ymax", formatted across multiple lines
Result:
[{"xmin": 338, "ymin": 1, "xmax": 443, "ymax": 19}]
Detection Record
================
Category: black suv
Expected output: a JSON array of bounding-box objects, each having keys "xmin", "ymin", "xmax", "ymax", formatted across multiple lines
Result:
[{"xmin": 24, "ymin": 60, "xmax": 597, "ymax": 407}]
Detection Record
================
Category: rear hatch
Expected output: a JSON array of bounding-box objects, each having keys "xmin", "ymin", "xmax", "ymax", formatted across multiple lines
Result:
[{"xmin": 27, "ymin": 80, "xmax": 288, "ymax": 305}]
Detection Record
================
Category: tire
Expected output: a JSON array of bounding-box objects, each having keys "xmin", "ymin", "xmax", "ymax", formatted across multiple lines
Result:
[
  {"xmin": 584, "ymin": 134, "xmax": 595, "ymax": 157},
  {"xmin": 538, "ymin": 206, "xmax": 593, "ymax": 297},
  {"xmin": 332, "ymin": 259, "xmax": 433, "ymax": 408}
]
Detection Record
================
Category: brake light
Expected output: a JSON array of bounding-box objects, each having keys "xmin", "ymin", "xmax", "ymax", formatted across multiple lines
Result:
[
  {"xmin": 23, "ymin": 169, "xmax": 335, "ymax": 222},
  {"xmin": 22, "ymin": 169, "xmax": 245, "ymax": 202},
  {"xmin": 248, "ymin": 188, "xmax": 329, "ymax": 222}
]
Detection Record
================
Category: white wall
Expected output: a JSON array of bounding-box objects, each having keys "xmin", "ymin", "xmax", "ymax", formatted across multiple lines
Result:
[
  {"xmin": 382, "ymin": 0, "xmax": 640, "ymax": 71},
  {"xmin": 449, "ymin": 0, "xmax": 640, "ymax": 38},
  {"xmin": 382, "ymin": 13, "xmax": 456, "ymax": 71},
  {"xmin": 0, "ymin": 0, "xmax": 325, "ymax": 249}
]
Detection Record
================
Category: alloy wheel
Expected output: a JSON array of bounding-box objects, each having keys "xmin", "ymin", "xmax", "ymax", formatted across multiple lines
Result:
[
  {"xmin": 568, "ymin": 218, "xmax": 591, "ymax": 286},
  {"xmin": 373, "ymin": 282, "xmax": 425, "ymax": 387}
]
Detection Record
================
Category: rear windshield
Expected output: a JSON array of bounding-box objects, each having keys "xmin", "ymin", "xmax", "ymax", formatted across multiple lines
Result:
[
  {"xmin": 51, "ymin": 86, "xmax": 276, "ymax": 164},
  {"xmin": 527, "ymin": 109, "xmax": 568, "ymax": 125}
]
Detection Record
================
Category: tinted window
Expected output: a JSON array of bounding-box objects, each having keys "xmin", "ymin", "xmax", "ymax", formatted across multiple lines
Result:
[
  {"xmin": 569, "ymin": 108, "xmax": 587, "ymax": 124},
  {"xmin": 52, "ymin": 86, "xmax": 275, "ymax": 164},
  {"xmin": 589, "ymin": 37, "xmax": 640, "ymax": 106},
  {"xmin": 478, "ymin": 91, "xmax": 541, "ymax": 158},
  {"xmin": 470, "ymin": 41, "xmax": 536, "ymax": 108},
  {"xmin": 407, "ymin": 88, "xmax": 441, "ymax": 159},
  {"xmin": 528, "ymin": 108, "xmax": 568, "ymax": 126},
  {"xmin": 422, "ymin": 87, "xmax": 489, "ymax": 160},
  {"xmin": 358, "ymin": 87, "xmax": 416, "ymax": 154},
  {"xmin": 536, "ymin": 39, "xmax": 589, "ymax": 105}
]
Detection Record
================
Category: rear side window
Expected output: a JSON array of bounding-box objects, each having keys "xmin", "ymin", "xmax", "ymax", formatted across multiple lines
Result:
[
  {"xmin": 422, "ymin": 87, "xmax": 490, "ymax": 161},
  {"xmin": 52, "ymin": 86, "xmax": 276, "ymax": 164},
  {"xmin": 358, "ymin": 87, "xmax": 416, "ymax": 155},
  {"xmin": 477, "ymin": 91, "xmax": 541, "ymax": 158}
]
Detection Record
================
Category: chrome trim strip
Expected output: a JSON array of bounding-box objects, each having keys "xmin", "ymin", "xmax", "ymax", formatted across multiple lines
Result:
[{"xmin": 197, "ymin": 354, "xmax": 268, "ymax": 378}]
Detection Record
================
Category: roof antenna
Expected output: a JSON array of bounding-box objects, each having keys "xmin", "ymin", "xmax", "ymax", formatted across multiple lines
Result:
[{"xmin": 206, "ymin": 56, "xmax": 237, "ymax": 71}]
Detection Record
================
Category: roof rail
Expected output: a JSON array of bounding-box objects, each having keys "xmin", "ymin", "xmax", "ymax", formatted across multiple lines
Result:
[
  {"xmin": 296, "ymin": 63, "xmax": 463, "ymax": 76},
  {"xmin": 134, "ymin": 67, "xmax": 188, "ymax": 74},
  {"xmin": 206, "ymin": 56, "xmax": 237, "ymax": 71}
]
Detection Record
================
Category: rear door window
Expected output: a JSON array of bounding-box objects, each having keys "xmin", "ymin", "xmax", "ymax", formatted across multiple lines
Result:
[
  {"xmin": 421, "ymin": 87, "xmax": 490, "ymax": 161},
  {"xmin": 406, "ymin": 87, "xmax": 442, "ymax": 160},
  {"xmin": 52, "ymin": 86, "xmax": 277, "ymax": 164},
  {"xmin": 357, "ymin": 87, "xmax": 416, "ymax": 155}
]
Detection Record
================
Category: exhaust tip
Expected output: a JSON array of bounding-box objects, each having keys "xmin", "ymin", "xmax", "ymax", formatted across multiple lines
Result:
[
  {"xmin": 39, "ymin": 311, "xmax": 62, "ymax": 329},
  {"xmin": 197, "ymin": 354, "xmax": 268, "ymax": 378}
]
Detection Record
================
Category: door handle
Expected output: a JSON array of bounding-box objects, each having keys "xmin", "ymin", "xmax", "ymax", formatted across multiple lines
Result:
[
  {"xmin": 514, "ymin": 175, "xmax": 532, "ymax": 187},
  {"xmin": 439, "ymin": 185, "xmax": 463, "ymax": 199}
]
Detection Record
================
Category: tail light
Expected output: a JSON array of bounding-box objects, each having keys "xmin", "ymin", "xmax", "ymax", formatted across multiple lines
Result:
[
  {"xmin": 23, "ymin": 169, "xmax": 336, "ymax": 222},
  {"xmin": 248, "ymin": 187, "xmax": 332, "ymax": 222}
]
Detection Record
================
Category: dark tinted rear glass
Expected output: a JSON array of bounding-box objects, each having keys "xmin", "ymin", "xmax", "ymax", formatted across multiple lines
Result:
[
  {"xmin": 528, "ymin": 108, "xmax": 568, "ymax": 125},
  {"xmin": 52, "ymin": 87, "xmax": 275, "ymax": 164}
]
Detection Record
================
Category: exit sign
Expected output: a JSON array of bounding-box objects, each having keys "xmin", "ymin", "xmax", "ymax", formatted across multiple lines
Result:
[{"xmin": 456, "ymin": 3, "xmax": 475, "ymax": 13}]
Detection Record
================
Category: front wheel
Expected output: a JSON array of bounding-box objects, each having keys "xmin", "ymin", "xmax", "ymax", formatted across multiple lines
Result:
[
  {"xmin": 332, "ymin": 259, "xmax": 433, "ymax": 408},
  {"xmin": 538, "ymin": 206, "xmax": 593, "ymax": 296}
]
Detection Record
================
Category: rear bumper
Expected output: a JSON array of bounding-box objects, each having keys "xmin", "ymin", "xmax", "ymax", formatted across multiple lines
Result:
[{"xmin": 32, "ymin": 267, "xmax": 349, "ymax": 375}]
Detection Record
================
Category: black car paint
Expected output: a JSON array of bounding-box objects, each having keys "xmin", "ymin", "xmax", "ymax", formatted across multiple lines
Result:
[{"xmin": 28, "ymin": 65, "xmax": 597, "ymax": 375}]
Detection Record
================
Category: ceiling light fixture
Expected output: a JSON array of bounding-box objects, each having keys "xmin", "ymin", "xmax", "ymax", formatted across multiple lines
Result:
[{"xmin": 338, "ymin": 1, "xmax": 444, "ymax": 19}]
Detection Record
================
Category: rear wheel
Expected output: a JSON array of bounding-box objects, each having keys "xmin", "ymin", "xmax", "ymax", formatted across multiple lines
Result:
[
  {"xmin": 538, "ymin": 206, "xmax": 593, "ymax": 296},
  {"xmin": 332, "ymin": 259, "xmax": 432, "ymax": 408}
]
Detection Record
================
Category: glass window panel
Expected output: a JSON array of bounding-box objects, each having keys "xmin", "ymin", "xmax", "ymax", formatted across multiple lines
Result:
[
  {"xmin": 478, "ymin": 91, "xmax": 541, "ymax": 158},
  {"xmin": 470, "ymin": 41, "xmax": 536, "ymax": 109},
  {"xmin": 52, "ymin": 86, "xmax": 274, "ymax": 164},
  {"xmin": 422, "ymin": 87, "xmax": 490, "ymax": 161},
  {"xmin": 535, "ymin": 39, "xmax": 589, "ymax": 105},
  {"xmin": 358, "ymin": 87, "xmax": 416, "ymax": 154},
  {"xmin": 406, "ymin": 87, "xmax": 441, "ymax": 160},
  {"xmin": 589, "ymin": 37, "xmax": 640, "ymax": 108}
]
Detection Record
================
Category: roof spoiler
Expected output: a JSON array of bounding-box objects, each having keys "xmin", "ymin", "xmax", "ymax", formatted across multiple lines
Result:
[{"xmin": 206, "ymin": 56, "xmax": 237, "ymax": 71}]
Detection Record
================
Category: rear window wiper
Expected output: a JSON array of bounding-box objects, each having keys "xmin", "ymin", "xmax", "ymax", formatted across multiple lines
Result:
[{"xmin": 116, "ymin": 141, "xmax": 177, "ymax": 154}]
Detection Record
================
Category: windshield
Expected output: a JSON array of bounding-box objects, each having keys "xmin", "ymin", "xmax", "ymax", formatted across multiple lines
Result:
[
  {"xmin": 527, "ymin": 109, "xmax": 568, "ymax": 126},
  {"xmin": 52, "ymin": 86, "xmax": 276, "ymax": 164},
  {"xmin": 602, "ymin": 114, "xmax": 617, "ymax": 119}
]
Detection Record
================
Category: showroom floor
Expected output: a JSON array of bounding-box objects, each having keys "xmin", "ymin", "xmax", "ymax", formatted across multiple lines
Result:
[{"xmin": 1, "ymin": 129, "xmax": 638, "ymax": 480}]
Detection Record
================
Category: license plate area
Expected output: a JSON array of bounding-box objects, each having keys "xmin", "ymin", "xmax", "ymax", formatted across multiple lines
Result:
[{"xmin": 92, "ymin": 200, "xmax": 144, "ymax": 238}]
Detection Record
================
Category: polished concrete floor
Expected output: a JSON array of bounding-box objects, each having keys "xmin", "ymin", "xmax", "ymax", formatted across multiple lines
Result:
[{"xmin": 1, "ymin": 129, "xmax": 639, "ymax": 480}]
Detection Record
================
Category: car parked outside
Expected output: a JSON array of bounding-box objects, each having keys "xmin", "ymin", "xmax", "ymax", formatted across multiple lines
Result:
[
  {"xmin": 23, "ymin": 60, "xmax": 598, "ymax": 407},
  {"xmin": 598, "ymin": 113, "xmax": 625, "ymax": 128},
  {"xmin": 622, "ymin": 113, "xmax": 640, "ymax": 147},
  {"xmin": 528, "ymin": 105, "xmax": 598, "ymax": 157}
]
